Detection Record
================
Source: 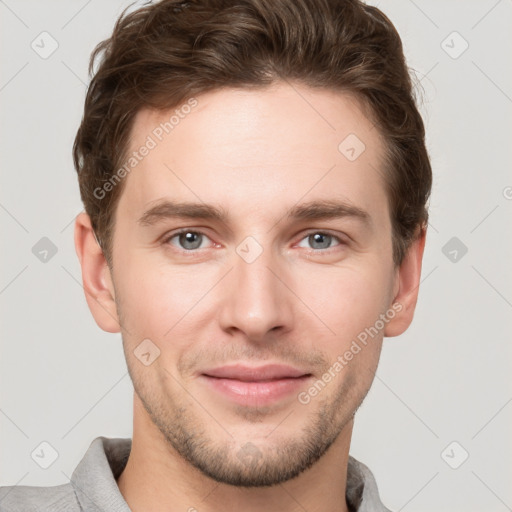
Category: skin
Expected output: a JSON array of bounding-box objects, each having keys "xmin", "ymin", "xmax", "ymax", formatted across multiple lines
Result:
[{"xmin": 74, "ymin": 82, "xmax": 426, "ymax": 512}]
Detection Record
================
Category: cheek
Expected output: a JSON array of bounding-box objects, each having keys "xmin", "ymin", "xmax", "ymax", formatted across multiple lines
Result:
[
  {"xmin": 114, "ymin": 253, "xmax": 217, "ymax": 342},
  {"xmin": 293, "ymin": 262, "xmax": 390, "ymax": 350}
]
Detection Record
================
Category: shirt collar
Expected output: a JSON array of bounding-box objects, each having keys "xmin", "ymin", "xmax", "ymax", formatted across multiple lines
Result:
[{"xmin": 71, "ymin": 436, "xmax": 132, "ymax": 512}]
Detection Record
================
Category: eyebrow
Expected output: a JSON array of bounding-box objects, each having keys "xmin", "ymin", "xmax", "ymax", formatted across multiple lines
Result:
[{"xmin": 137, "ymin": 198, "xmax": 372, "ymax": 228}]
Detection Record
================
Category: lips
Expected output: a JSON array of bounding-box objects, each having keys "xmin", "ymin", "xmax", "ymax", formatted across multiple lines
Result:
[{"xmin": 199, "ymin": 364, "xmax": 312, "ymax": 407}]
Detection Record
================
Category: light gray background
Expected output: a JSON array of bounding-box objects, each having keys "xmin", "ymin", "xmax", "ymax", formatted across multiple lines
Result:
[{"xmin": 1, "ymin": 1, "xmax": 511, "ymax": 511}]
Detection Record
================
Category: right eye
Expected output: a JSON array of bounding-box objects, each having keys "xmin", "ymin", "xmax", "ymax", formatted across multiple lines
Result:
[{"xmin": 163, "ymin": 229, "xmax": 214, "ymax": 252}]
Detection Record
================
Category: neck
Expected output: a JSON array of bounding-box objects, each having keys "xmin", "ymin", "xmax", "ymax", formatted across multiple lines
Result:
[{"xmin": 117, "ymin": 394, "xmax": 353, "ymax": 512}]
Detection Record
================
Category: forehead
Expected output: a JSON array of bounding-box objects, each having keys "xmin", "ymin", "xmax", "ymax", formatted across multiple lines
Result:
[{"xmin": 118, "ymin": 83, "xmax": 388, "ymax": 225}]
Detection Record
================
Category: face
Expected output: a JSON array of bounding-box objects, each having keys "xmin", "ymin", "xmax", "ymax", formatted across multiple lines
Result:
[{"xmin": 101, "ymin": 83, "xmax": 402, "ymax": 486}]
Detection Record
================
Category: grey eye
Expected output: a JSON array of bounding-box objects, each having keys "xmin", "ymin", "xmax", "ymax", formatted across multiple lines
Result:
[
  {"xmin": 167, "ymin": 231, "xmax": 206, "ymax": 250},
  {"xmin": 297, "ymin": 232, "xmax": 341, "ymax": 251},
  {"xmin": 309, "ymin": 233, "xmax": 332, "ymax": 250},
  {"xmin": 179, "ymin": 232, "xmax": 203, "ymax": 250}
]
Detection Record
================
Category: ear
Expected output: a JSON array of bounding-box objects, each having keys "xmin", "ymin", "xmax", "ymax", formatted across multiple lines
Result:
[
  {"xmin": 384, "ymin": 226, "xmax": 427, "ymax": 338},
  {"xmin": 74, "ymin": 212, "xmax": 121, "ymax": 333}
]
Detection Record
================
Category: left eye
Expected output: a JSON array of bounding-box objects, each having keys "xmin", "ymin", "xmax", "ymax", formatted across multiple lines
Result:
[
  {"xmin": 296, "ymin": 232, "xmax": 342, "ymax": 251},
  {"xmin": 164, "ymin": 230, "xmax": 343, "ymax": 252}
]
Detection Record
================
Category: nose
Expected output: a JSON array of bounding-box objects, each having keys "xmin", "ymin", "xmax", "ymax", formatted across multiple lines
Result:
[{"xmin": 217, "ymin": 242, "xmax": 294, "ymax": 342}]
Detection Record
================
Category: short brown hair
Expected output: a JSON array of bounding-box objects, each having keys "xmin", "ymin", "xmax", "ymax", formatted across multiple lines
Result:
[{"xmin": 73, "ymin": 0, "xmax": 432, "ymax": 268}]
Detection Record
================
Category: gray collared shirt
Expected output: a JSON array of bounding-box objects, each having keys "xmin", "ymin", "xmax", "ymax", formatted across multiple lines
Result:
[{"xmin": 0, "ymin": 437, "xmax": 392, "ymax": 511}]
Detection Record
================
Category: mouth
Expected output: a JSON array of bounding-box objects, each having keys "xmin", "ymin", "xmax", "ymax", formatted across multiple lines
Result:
[{"xmin": 199, "ymin": 364, "xmax": 313, "ymax": 407}]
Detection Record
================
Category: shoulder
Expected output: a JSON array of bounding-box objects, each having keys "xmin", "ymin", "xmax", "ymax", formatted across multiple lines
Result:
[
  {"xmin": 0, "ymin": 482, "xmax": 80, "ymax": 512},
  {"xmin": 0, "ymin": 436, "xmax": 131, "ymax": 512}
]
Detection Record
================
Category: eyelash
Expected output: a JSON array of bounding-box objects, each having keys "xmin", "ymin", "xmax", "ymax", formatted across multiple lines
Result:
[{"xmin": 162, "ymin": 228, "xmax": 346, "ymax": 255}]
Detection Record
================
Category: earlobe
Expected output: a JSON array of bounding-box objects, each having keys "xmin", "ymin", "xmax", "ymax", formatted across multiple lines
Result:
[
  {"xmin": 384, "ymin": 226, "xmax": 427, "ymax": 338},
  {"xmin": 74, "ymin": 212, "xmax": 121, "ymax": 333}
]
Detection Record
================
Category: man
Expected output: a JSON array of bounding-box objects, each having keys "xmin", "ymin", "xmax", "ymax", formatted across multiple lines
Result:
[{"xmin": 0, "ymin": 0, "xmax": 431, "ymax": 510}]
